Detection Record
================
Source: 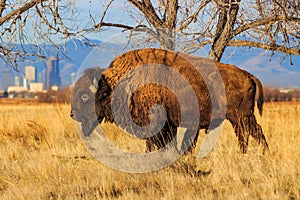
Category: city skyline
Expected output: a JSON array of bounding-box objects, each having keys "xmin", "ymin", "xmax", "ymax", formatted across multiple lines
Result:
[
  {"xmin": 0, "ymin": 57, "xmax": 65, "ymax": 92},
  {"xmin": 0, "ymin": 38, "xmax": 299, "ymax": 91},
  {"xmin": 45, "ymin": 57, "xmax": 61, "ymax": 90}
]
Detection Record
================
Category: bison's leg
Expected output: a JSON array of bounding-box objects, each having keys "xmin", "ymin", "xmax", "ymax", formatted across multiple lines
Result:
[
  {"xmin": 145, "ymin": 122, "xmax": 177, "ymax": 152},
  {"xmin": 228, "ymin": 115, "xmax": 250, "ymax": 153},
  {"xmin": 181, "ymin": 129, "xmax": 199, "ymax": 153},
  {"xmin": 247, "ymin": 114, "xmax": 269, "ymax": 153},
  {"xmin": 197, "ymin": 120, "xmax": 225, "ymax": 158},
  {"xmin": 234, "ymin": 122, "xmax": 250, "ymax": 154},
  {"xmin": 145, "ymin": 138, "xmax": 155, "ymax": 152},
  {"xmin": 229, "ymin": 114, "xmax": 269, "ymax": 154},
  {"xmin": 146, "ymin": 133, "xmax": 170, "ymax": 152}
]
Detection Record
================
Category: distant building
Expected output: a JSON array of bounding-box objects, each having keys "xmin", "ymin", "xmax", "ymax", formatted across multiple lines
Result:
[
  {"xmin": 2, "ymin": 69, "xmax": 12, "ymax": 91},
  {"xmin": 29, "ymin": 82, "xmax": 44, "ymax": 92},
  {"xmin": 7, "ymin": 86, "xmax": 26, "ymax": 93},
  {"xmin": 25, "ymin": 66, "xmax": 36, "ymax": 82},
  {"xmin": 14, "ymin": 76, "xmax": 21, "ymax": 87},
  {"xmin": 279, "ymin": 88, "xmax": 293, "ymax": 93},
  {"xmin": 45, "ymin": 57, "xmax": 61, "ymax": 90},
  {"xmin": 51, "ymin": 85, "xmax": 59, "ymax": 91}
]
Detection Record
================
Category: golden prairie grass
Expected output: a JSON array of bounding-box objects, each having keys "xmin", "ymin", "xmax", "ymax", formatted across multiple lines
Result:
[{"xmin": 0, "ymin": 100, "xmax": 299, "ymax": 199}]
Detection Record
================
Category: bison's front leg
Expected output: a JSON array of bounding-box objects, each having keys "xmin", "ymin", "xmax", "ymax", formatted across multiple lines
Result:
[
  {"xmin": 181, "ymin": 128, "xmax": 199, "ymax": 153},
  {"xmin": 145, "ymin": 122, "xmax": 177, "ymax": 152}
]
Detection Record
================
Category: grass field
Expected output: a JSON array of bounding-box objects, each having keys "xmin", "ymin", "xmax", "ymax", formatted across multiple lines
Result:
[{"xmin": 0, "ymin": 99, "xmax": 299, "ymax": 199}]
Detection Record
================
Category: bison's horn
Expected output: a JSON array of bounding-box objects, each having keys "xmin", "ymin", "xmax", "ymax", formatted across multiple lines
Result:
[
  {"xmin": 93, "ymin": 77, "xmax": 98, "ymax": 88},
  {"xmin": 89, "ymin": 77, "xmax": 98, "ymax": 93}
]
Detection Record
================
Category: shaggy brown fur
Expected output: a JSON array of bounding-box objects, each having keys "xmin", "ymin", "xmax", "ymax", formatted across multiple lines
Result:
[{"xmin": 92, "ymin": 48, "xmax": 268, "ymax": 153}]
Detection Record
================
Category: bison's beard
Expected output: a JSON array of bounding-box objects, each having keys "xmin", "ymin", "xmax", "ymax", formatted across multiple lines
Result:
[{"xmin": 81, "ymin": 119, "xmax": 99, "ymax": 136}]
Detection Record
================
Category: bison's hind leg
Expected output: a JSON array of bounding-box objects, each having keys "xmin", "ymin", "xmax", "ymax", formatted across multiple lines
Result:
[
  {"xmin": 230, "ymin": 114, "xmax": 269, "ymax": 154},
  {"xmin": 235, "ymin": 121, "xmax": 250, "ymax": 154},
  {"xmin": 247, "ymin": 115, "xmax": 269, "ymax": 153},
  {"xmin": 228, "ymin": 115, "xmax": 250, "ymax": 153}
]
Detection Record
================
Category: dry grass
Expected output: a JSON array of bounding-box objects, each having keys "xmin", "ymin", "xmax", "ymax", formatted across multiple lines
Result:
[{"xmin": 0, "ymin": 99, "xmax": 299, "ymax": 199}]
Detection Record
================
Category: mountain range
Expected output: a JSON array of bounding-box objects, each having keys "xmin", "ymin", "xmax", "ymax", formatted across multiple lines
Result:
[{"xmin": 0, "ymin": 38, "xmax": 299, "ymax": 89}]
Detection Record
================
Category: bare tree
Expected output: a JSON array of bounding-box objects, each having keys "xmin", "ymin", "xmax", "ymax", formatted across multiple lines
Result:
[
  {"xmin": 1, "ymin": 0, "xmax": 299, "ymax": 69},
  {"xmin": 96, "ymin": 0, "xmax": 179, "ymax": 50},
  {"xmin": 0, "ymin": 0, "xmax": 88, "ymax": 70},
  {"xmin": 95, "ymin": 0, "xmax": 300, "ymax": 62}
]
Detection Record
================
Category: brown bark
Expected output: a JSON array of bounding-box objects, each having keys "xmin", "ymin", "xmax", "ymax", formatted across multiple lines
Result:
[
  {"xmin": 0, "ymin": 0, "xmax": 47, "ymax": 26},
  {"xmin": 93, "ymin": 0, "xmax": 300, "ymax": 59},
  {"xmin": 0, "ymin": 0, "xmax": 6, "ymax": 17},
  {"xmin": 208, "ymin": 0, "xmax": 241, "ymax": 61},
  {"xmin": 228, "ymin": 40, "xmax": 300, "ymax": 56},
  {"xmin": 128, "ymin": 0, "xmax": 163, "ymax": 27},
  {"xmin": 127, "ymin": 0, "xmax": 179, "ymax": 50}
]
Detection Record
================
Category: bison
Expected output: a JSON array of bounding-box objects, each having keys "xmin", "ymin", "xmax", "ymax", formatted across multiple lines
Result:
[{"xmin": 71, "ymin": 48, "xmax": 268, "ymax": 154}]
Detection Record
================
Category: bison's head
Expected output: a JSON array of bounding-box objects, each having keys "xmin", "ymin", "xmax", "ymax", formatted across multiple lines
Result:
[{"xmin": 71, "ymin": 68, "xmax": 103, "ymax": 136}]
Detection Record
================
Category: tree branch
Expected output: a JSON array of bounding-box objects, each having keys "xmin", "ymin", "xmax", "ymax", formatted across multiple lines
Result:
[
  {"xmin": 177, "ymin": 0, "xmax": 212, "ymax": 31},
  {"xmin": 95, "ymin": 22, "xmax": 135, "ymax": 30},
  {"xmin": 228, "ymin": 40, "xmax": 300, "ymax": 56},
  {"xmin": 0, "ymin": 0, "xmax": 47, "ymax": 26},
  {"xmin": 165, "ymin": 0, "xmax": 178, "ymax": 29},
  {"xmin": 0, "ymin": 0, "xmax": 6, "ymax": 17},
  {"xmin": 97, "ymin": 0, "xmax": 114, "ymax": 31},
  {"xmin": 233, "ymin": 15, "xmax": 300, "ymax": 37},
  {"xmin": 128, "ymin": 0, "xmax": 163, "ymax": 27},
  {"xmin": 209, "ymin": 0, "xmax": 241, "ymax": 61},
  {"xmin": 95, "ymin": 22, "xmax": 156, "ymax": 36}
]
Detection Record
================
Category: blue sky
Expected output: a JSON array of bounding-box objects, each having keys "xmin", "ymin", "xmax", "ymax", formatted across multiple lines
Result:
[
  {"xmin": 76, "ymin": 0, "xmax": 136, "ymax": 41},
  {"xmin": 1, "ymin": 0, "xmax": 299, "ymax": 88},
  {"xmin": 223, "ymin": 48, "xmax": 300, "ymax": 87},
  {"xmin": 77, "ymin": 0, "xmax": 300, "ymax": 87}
]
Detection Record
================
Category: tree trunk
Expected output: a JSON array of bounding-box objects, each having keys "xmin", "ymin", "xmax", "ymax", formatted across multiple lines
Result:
[
  {"xmin": 156, "ymin": 28, "xmax": 175, "ymax": 50},
  {"xmin": 208, "ymin": 0, "xmax": 241, "ymax": 61},
  {"xmin": 128, "ymin": 0, "xmax": 178, "ymax": 50}
]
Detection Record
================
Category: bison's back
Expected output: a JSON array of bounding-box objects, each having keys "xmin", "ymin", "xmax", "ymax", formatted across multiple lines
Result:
[
  {"xmin": 102, "ymin": 48, "xmax": 258, "ymax": 130},
  {"xmin": 103, "ymin": 48, "xmax": 212, "ymax": 129}
]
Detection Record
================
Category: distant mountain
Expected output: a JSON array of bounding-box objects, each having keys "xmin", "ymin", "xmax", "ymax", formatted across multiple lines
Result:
[
  {"xmin": 0, "ymin": 41, "xmax": 299, "ymax": 89},
  {"xmin": 0, "ymin": 38, "xmax": 128, "ymax": 89},
  {"xmin": 222, "ymin": 47, "xmax": 300, "ymax": 88}
]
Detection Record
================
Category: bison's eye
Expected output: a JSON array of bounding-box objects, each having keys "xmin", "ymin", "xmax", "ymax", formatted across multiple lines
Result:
[{"xmin": 81, "ymin": 93, "xmax": 90, "ymax": 103}]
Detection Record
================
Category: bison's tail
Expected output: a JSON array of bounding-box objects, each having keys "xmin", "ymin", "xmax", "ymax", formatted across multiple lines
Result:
[{"xmin": 251, "ymin": 75, "xmax": 264, "ymax": 116}]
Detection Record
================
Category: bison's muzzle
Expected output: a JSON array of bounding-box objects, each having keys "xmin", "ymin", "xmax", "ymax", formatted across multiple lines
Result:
[{"xmin": 71, "ymin": 109, "xmax": 99, "ymax": 136}]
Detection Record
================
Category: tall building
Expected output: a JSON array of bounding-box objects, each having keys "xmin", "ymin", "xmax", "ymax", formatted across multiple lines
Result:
[
  {"xmin": 2, "ymin": 69, "xmax": 12, "ymax": 91},
  {"xmin": 45, "ymin": 57, "xmax": 61, "ymax": 90},
  {"xmin": 23, "ymin": 77, "xmax": 28, "ymax": 90},
  {"xmin": 14, "ymin": 76, "xmax": 21, "ymax": 87},
  {"xmin": 25, "ymin": 66, "xmax": 36, "ymax": 82}
]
